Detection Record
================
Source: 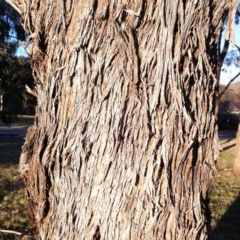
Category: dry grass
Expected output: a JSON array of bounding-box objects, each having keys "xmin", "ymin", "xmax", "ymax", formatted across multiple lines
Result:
[
  {"xmin": 15, "ymin": 115, "xmax": 35, "ymax": 129},
  {"xmin": 210, "ymin": 134, "xmax": 240, "ymax": 240},
  {"xmin": 0, "ymin": 138, "xmax": 29, "ymax": 240},
  {"xmin": 0, "ymin": 115, "xmax": 34, "ymax": 239}
]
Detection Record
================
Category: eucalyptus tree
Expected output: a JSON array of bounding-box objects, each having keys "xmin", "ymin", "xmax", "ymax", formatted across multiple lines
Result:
[
  {"xmin": 6, "ymin": 0, "xmax": 239, "ymax": 239},
  {"xmin": 0, "ymin": 0, "xmax": 27, "ymax": 123},
  {"xmin": 0, "ymin": 0, "xmax": 26, "ymax": 41},
  {"xmin": 1, "ymin": 56, "xmax": 34, "ymax": 114},
  {"xmin": 0, "ymin": 0, "xmax": 26, "ymax": 57}
]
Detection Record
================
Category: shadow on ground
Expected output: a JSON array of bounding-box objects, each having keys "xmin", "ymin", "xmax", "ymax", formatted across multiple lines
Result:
[
  {"xmin": 222, "ymin": 143, "xmax": 236, "ymax": 152},
  {"xmin": 210, "ymin": 194, "xmax": 240, "ymax": 240}
]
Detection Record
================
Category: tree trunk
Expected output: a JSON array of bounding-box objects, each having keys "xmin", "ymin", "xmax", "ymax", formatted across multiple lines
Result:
[
  {"xmin": 6, "ymin": 0, "xmax": 236, "ymax": 239},
  {"xmin": 233, "ymin": 123, "xmax": 240, "ymax": 173},
  {"xmin": 0, "ymin": 94, "xmax": 2, "ymax": 111}
]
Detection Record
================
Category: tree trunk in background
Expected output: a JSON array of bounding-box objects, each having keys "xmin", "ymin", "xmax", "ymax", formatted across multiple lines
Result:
[
  {"xmin": 6, "ymin": 0, "xmax": 236, "ymax": 239},
  {"xmin": 0, "ymin": 94, "xmax": 2, "ymax": 111},
  {"xmin": 233, "ymin": 123, "xmax": 240, "ymax": 173}
]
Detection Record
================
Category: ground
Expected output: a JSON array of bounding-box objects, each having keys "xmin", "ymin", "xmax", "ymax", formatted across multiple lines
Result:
[{"xmin": 210, "ymin": 131, "xmax": 240, "ymax": 240}]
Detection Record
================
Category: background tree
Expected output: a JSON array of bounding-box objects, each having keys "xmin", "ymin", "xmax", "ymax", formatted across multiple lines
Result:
[
  {"xmin": 5, "ymin": 0, "xmax": 239, "ymax": 239},
  {"xmin": 0, "ymin": 56, "xmax": 35, "ymax": 124},
  {"xmin": 0, "ymin": 0, "xmax": 35, "ymax": 125},
  {"xmin": 219, "ymin": 43, "xmax": 240, "ymax": 99},
  {"xmin": 0, "ymin": 0, "xmax": 26, "ymax": 41},
  {"xmin": 0, "ymin": 39, "xmax": 16, "ymax": 114},
  {"xmin": 219, "ymin": 31, "xmax": 240, "ymax": 174},
  {"xmin": 214, "ymin": 7, "xmax": 240, "ymax": 117}
]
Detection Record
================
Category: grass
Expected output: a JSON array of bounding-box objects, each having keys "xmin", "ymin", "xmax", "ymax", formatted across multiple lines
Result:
[
  {"xmin": 210, "ymin": 136, "xmax": 240, "ymax": 240},
  {"xmin": 15, "ymin": 115, "xmax": 35, "ymax": 129},
  {"xmin": 0, "ymin": 138, "xmax": 29, "ymax": 240},
  {"xmin": 0, "ymin": 115, "xmax": 34, "ymax": 129},
  {"xmin": 0, "ymin": 115, "xmax": 34, "ymax": 239}
]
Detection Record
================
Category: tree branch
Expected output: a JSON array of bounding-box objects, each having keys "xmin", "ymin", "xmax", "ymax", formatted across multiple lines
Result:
[
  {"xmin": 2, "ymin": 34, "xmax": 24, "ymax": 42},
  {"xmin": 216, "ymin": 39, "xmax": 230, "ymax": 86},
  {"xmin": 26, "ymin": 85, "xmax": 37, "ymax": 97},
  {"xmin": 219, "ymin": 71, "xmax": 240, "ymax": 99},
  {"xmin": 0, "ymin": 227, "xmax": 36, "ymax": 239},
  {"xmin": 235, "ymin": 43, "xmax": 240, "ymax": 51},
  {"xmin": 5, "ymin": 0, "xmax": 22, "ymax": 15},
  {"xmin": 225, "ymin": 0, "xmax": 239, "ymax": 47},
  {"xmin": 220, "ymin": 40, "xmax": 230, "ymax": 61},
  {"xmin": 0, "ymin": 229, "xmax": 21, "ymax": 236}
]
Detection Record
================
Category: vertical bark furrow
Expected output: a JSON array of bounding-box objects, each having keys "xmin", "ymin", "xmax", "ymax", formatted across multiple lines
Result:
[{"xmin": 8, "ymin": 0, "xmax": 235, "ymax": 239}]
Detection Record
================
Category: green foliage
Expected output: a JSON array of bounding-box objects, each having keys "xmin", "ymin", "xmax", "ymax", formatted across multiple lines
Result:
[
  {"xmin": 0, "ymin": 0, "xmax": 26, "ymax": 42},
  {"xmin": 0, "ymin": 111, "xmax": 18, "ymax": 126},
  {"xmin": 0, "ymin": 1, "xmax": 35, "ymax": 127},
  {"xmin": 1, "ymin": 56, "xmax": 35, "ymax": 105},
  {"xmin": 224, "ymin": 49, "xmax": 240, "ymax": 69},
  {"xmin": 0, "ymin": 56, "xmax": 36, "ymax": 126},
  {"xmin": 16, "ymin": 115, "xmax": 35, "ymax": 128}
]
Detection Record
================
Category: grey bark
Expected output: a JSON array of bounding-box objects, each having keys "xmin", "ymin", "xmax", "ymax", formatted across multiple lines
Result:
[{"xmin": 6, "ymin": 0, "xmax": 238, "ymax": 239}]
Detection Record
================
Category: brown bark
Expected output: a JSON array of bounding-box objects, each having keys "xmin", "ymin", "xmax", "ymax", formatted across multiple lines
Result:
[
  {"xmin": 233, "ymin": 123, "xmax": 240, "ymax": 173},
  {"xmin": 6, "ymin": 0, "xmax": 237, "ymax": 239}
]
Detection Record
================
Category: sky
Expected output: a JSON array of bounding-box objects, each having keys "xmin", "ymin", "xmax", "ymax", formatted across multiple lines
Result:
[
  {"xmin": 16, "ymin": 44, "xmax": 28, "ymax": 57},
  {"xmin": 16, "ymin": 23, "xmax": 240, "ymax": 86}
]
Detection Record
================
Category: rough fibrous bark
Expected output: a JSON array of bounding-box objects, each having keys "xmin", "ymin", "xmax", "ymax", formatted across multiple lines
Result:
[{"xmin": 6, "ymin": 0, "xmax": 237, "ymax": 239}]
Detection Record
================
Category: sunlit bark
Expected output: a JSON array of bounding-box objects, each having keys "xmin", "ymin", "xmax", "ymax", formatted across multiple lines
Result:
[{"xmin": 6, "ymin": 0, "xmax": 238, "ymax": 239}]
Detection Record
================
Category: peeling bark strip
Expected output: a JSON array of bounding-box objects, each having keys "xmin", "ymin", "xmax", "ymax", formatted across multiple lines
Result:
[{"xmin": 6, "ymin": 0, "xmax": 237, "ymax": 239}]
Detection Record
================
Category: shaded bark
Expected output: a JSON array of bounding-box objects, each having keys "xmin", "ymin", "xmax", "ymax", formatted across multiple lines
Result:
[{"xmin": 6, "ymin": 0, "xmax": 237, "ymax": 239}]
